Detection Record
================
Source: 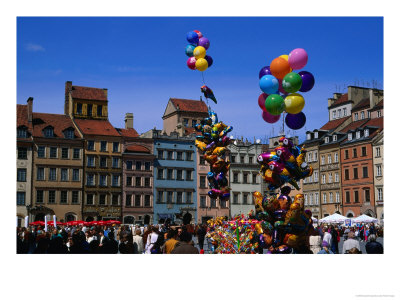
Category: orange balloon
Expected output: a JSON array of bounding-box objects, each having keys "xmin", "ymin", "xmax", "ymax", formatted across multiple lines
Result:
[{"xmin": 270, "ymin": 57, "xmax": 291, "ymax": 79}]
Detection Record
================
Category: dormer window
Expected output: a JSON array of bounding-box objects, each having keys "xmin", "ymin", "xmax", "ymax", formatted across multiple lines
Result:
[
  {"xmin": 356, "ymin": 131, "xmax": 361, "ymax": 139},
  {"xmin": 44, "ymin": 127, "xmax": 54, "ymax": 138},
  {"xmin": 333, "ymin": 135, "xmax": 337, "ymax": 142},
  {"xmin": 17, "ymin": 127, "xmax": 27, "ymax": 138},
  {"xmin": 354, "ymin": 113, "xmax": 359, "ymax": 121},
  {"xmin": 338, "ymin": 109, "xmax": 342, "ymax": 118},
  {"xmin": 361, "ymin": 111, "xmax": 365, "ymax": 120},
  {"xmin": 348, "ymin": 133, "xmax": 353, "ymax": 141},
  {"xmin": 64, "ymin": 128, "xmax": 75, "ymax": 139},
  {"xmin": 364, "ymin": 129, "xmax": 369, "ymax": 137},
  {"xmin": 314, "ymin": 132, "xmax": 318, "ymax": 138},
  {"xmin": 325, "ymin": 137, "xmax": 329, "ymax": 143},
  {"xmin": 377, "ymin": 110, "xmax": 382, "ymax": 118},
  {"xmin": 343, "ymin": 108, "xmax": 347, "ymax": 116},
  {"xmin": 306, "ymin": 133, "xmax": 311, "ymax": 140},
  {"xmin": 333, "ymin": 110, "xmax": 336, "ymax": 119}
]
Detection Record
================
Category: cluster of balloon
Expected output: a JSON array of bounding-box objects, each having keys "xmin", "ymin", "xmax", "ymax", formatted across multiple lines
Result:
[
  {"xmin": 258, "ymin": 48, "xmax": 315, "ymax": 130},
  {"xmin": 185, "ymin": 30, "xmax": 213, "ymax": 72},
  {"xmin": 206, "ymin": 216, "xmax": 260, "ymax": 254},
  {"xmin": 257, "ymin": 136, "xmax": 313, "ymax": 192},
  {"xmin": 195, "ymin": 110, "xmax": 233, "ymax": 204},
  {"xmin": 250, "ymin": 188, "xmax": 315, "ymax": 253}
]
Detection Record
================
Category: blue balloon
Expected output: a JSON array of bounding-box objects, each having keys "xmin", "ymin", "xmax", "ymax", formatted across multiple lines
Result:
[
  {"xmin": 285, "ymin": 112, "xmax": 306, "ymax": 130},
  {"xmin": 186, "ymin": 31, "xmax": 199, "ymax": 45},
  {"xmin": 259, "ymin": 75, "xmax": 279, "ymax": 94},
  {"xmin": 185, "ymin": 44, "xmax": 196, "ymax": 57}
]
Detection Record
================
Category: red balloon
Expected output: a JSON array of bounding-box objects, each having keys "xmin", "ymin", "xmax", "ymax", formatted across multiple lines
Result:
[
  {"xmin": 258, "ymin": 93, "xmax": 268, "ymax": 111},
  {"xmin": 193, "ymin": 30, "xmax": 203, "ymax": 38},
  {"xmin": 262, "ymin": 111, "xmax": 281, "ymax": 124},
  {"xmin": 187, "ymin": 57, "xmax": 197, "ymax": 70}
]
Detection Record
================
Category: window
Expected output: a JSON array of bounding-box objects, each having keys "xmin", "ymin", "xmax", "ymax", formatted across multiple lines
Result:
[
  {"xmin": 231, "ymin": 155, "xmax": 236, "ymax": 163},
  {"xmin": 87, "ymin": 141, "xmax": 94, "ymax": 151},
  {"xmin": 124, "ymin": 160, "xmax": 132, "ymax": 170},
  {"xmin": 186, "ymin": 152, "xmax": 193, "ymax": 161},
  {"xmin": 332, "ymin": 110, "xmax": 336, "ymax": 119},
  {"xmin": 36, "ymin": 190, "xmax": 44, "ymax": 203},
  {"xmin": 252, "ymin": 173, "xmax": 257, "ymax": 184},
  {"xmin": 186, "ymin": 170, "xmax": 193, "ymax": 181},
  {"xmin": 211, "ymin": 198, "xmax": 216, "ymax": 208},
  {"xmin": 233, "ymin": 173, "xmax": 239, "ymax": 183},
  {"xmin": 144, "ymin": 195, "xmax": 150, "ymax": 207},
  {"xmin": 72, "ymin": 169, "xmax": 79, "ymax": 181},
  {"xmin": 345, "ymin": 191, "xmax": 350, "ymax": 203},
  {"xmin": 167, "ymin": 169, "xmax": 173, "ymax": 180},
  {"xmin": 113, "ymin": 142, "xmax": 119, "ymax": 152},
  {"xmin": 249, "ymin": 157, "xmax": 253, "ymax": 164},
  {"xmin": 344, "ymin": 169, "xmax": 349, "ymax": 180},
  {"xmin": 315, "ymin": 193, "xmax": 319, "ymax": 205},
  {"xmin": 364, "ymin": 129, "xmax": 369, "ymax": 137},
  {"xmin": 158, "ymin": 150, "xmax": 164, "ymax": 160},
  {"xmin": 60, "ymin": 191, "xmax": 68, "ymax": 204},
  {"xmin": 353, "ymin": 148, "xmax": 357, "ymax": 158},
  {"xmin": 145, "ymin": 177, "xmax": 150, "ymax": 187},
  {"xmin": 354, "ymin": 190, "xmax": 359, "ymax": 203},
  {"xmin": 325, "ymin": 137, "xmax": 329, "ymax": 144},
  {"xmin": 338, "ymin": 109, "xmax": 342, "ymax": 118},
  {"xmin": 321, "ymin": 156, "xmax": 325, "ymax": 165},
  {"xmin": 200, "ymin": 196, "xmax": 206, "ymax": 208},
  {"xmin": 243, "ymin": 193, "xmax": 248, "ymax": 204},
  {"xmin": 368, "ymin": 111, "xmax": 371, "ymax": 118},
  {"xmin": 336, "ymin": 192, "xmax": 340, "ymax": 203},
  {"xmin": 73, "ymin": 148, "xmax": 80, "ymax": 159},
  {"xmin": 361, "ymin": 111, "xmax": 365, "ymax": 120},
  {"xmin": 112, "ymin": 195, "xmax": 119, "ymax": 205},
  {"xmin": 333, "ymin": 135, "xmax": 337, "ymax": 142},
  {"xmin": 348, "ymin": 133, "xmax": 352, "ymax": 141},
  {"xmin": 186, "ymin": 192, "xmax": 192, "ymax": 203},
  {"xmin": 135, "ymin": 195, "xmax": 141, "ymax": 206},
  {"xmin": 126, "ymin": 176, "xmax": 132, "ymax": 186},
  {"xmin": 86, "ymin": 174, "xmax": 94, "ymax": 186},
  {"xmin": 176, "ymin": 151, "xmax": 183, "ymax": 160},
  {"xmin": 37, "ymin": 167, "xmax": 44, "ymax": 180},
  {"xmin": 99, "ymin": 175, "xmax": 107, "ymax": 187},
  {"xmin": 61, "ymin": 148, "xmax": 69, "ymax": 159},
  {"xmin": 177, "ymin": 169, "xmax": 183, "ymax": 180},
  {"xmin": 17, "ymin": 127, "xmax": 27, "ymax": 138},
  {"xmin": 309, "ymin": 174, "xmax": 313, "ymax": 183},
  {"xmin": 307, "ymin": 153, "xmax": 312, "ymax": 162},
  {"xmin": 314, "ymin": 171, "xmax": 319, "ymax": 182},
  {"xmin": 334, "ymin": 153, "xmax": 338, "ymax": 163},
  {"xmin": 343, "ymin": 108, "xmax": 347, "ymax": 116},
  {"xmin": 233, "ymin": 193, "xmax": 238, "ymax": 204},
  {"xmin": 376, "ymin": 147, "xmax": 381, "ymax": 157},
  {"xmin": 100, "ymin": 157, "xmax": 107, "ymax": 168},
  {"xmin": 97, "ymin": 105, "xmax": 102, "ymax": 117},
  {"xmin": 68, "ymin": 191, "xmax": 78, "ymax": 205},
  {"xmin": 362, "ymin": 166, "xmax": 368, "ymax": 178},
  {"xmin": 17, "ymin": 192, "xmax": 25, "ymax": 206},
  {"xmin": 376, "ymin": 165, "xmax": 382, "ymax": 176},
  {"xmin": 86, "ymin": 194, "xmax": 94, "ymax": 205},
  {"xmin": 112, "ymin": 157, "xmax": 119, "ymax": 168},
  {"xmin": 136, "ymin": 161, "xmax": 142, "ymax": 170},
  {"xmin": 304, "ymin": 194, "xmax": 308, "ymax": 206},
  {"xmin": 77, "ymin": 103, "xmax": 83, "ymax": 115},
  {"xmin": 377, "ymin": 110, "xmax": 382, "ymax": 118},
  {"xmin": 191, "ymin": 119, "xmax": 197, "ymax": 128},
  {"xmin": 99, "ymin": 194, "xmax": 107, "ymax": 206},
  {"xmin": 38, "ymin": 146, "xmax": 45, "ymax": 158},
  {"xmin": 345, "ymin": 150, "xmax": 349, "ymax": 159},
  {"xmin": 100, "ymin": 141, "xmax": 107, "ymax": 152},
  {"xmin": 243, "ymin": 173, "xmax": 248, "ymax": 184},
  {"xmin": 183, "ymin": 118, "xmax": 189, "ymax": 127},
  {"xmin": 177, "ymin": 192, "xmax": 183, "ymax": 204},
  {"xmin": 354, "ymin": 113, "xmax": 358, "ymax": 121},
  {"xmin": 327, "ymin": 155, "xmax": 332, "ymax": 164},
  {"xmin": 365, "ymin": 189, "xmax": 370, "ymax": 202},
  {"xmin": 314, "ymin": 132, "xmax": 319, "ymax": 138},
  {"xmin": 87, "ymin": 104, "xmax": 93, "ymax": 116},
  {"xmin": 49, "ymin": 147, "xmax": 57, "ymax": 158},
  {"xmin": 323, "ymin": 193, "xmax": 327, "ymax": 204},
  {"xmin": 309, "ymin": 194, "xmax": 313, "ymax": 205},
  {"xmin": 335, "ymin": 173, "xmax": 339, "ymax": 182},
  {"xmin": 125, "ymin": 194, "xmax": 132, "ymax": 207},
  {"xmin": 49, "ymin": 168, "xmax": 57, "ymax": 181},
  {"xmin": 377, "ymin": 188, "xmax": 383, "ymax": 201},
  {"xmin": 167, "ymin": 191, "xmax": 173, "ymax": 204},
  {"xmin": 322, "ymin": 174, "xmax": 326, "ymax": 184},
  {"xmin": 158, "ymin": 169, "xmax": 164, "ymax": 180},
  {"xmin": 306, "ymin": 133, "xmax": 311, "ymax": 140},
  {"xmin": 48, "ymin": 190, "xmax": 56, "ymax": 204},
  {"xmin": 87, "ymin": 156, "xmax": 95, "ymax": 167},
  {"xmin": 353, "ymin": 168, "xmax": 358, "ymax": 179},
  {"xmin": 44, "ymin": 127, "xmax": 54, "ymax": 138},
  {"xmin": 356, "ymin": 131, "xmax": 361, "ymax": 139},
  {"xmin": 64, "ymin": 129, "xmax": 74, "ymax": 139},
  {"xmin": 145, "ymin": 162, "xmax": 151, "ymax": 170},
  {"xmin": 17, "ymin": 169, "xmax": 26, "ymax": 182},
  {"xmin": 112, "ymin": 175, "xmax": 120, "ymax": 187},
  {"xmin": 61, "ymin": 168, "xmax": 68, "ymax": 181},
  {"xmin": 328, "ymin": 173, "xmax": 332, "ymax": 183},
  {"xmin": 167, "ymin": 151, "xmax": 173, "ymax": 160},
  {"xmin": 240, "ymin": 156, "xmax": 245, "ymax": 163},
  {"xmin": 314, "ymin": 152, "xmax": 318, "ymax": 161},
  {"xmin": 362, "ymin": 147, "xmax": 367, "ymax": 157},
  {"xmin": 200, "ymin": 176, "xmax": 206, "ymax": 188},
  {"xmin": 158, "ymin": 191, "xmax": 164, "ymax": 203},
  {"xmin": 135, "ymin": 177, "xmax": 141, "ymax": 187}
]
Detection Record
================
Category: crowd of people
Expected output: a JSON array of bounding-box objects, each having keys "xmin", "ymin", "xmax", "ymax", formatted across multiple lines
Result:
[{"xmin": 16, "ymin": 221, "xmax": 383, "ymax": 254}]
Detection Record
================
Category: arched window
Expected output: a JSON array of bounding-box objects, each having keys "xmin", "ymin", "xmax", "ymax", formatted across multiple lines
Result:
[{"xmin": 65, "ymin": 213, "xmax": 76, "ymax": 222}]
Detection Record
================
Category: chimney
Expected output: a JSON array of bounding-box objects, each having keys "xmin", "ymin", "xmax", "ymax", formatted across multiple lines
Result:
[
  {"xmin": 27, "ymin": 97, "xmax": 33, "ymax": 123},
  {"xmin": 125, "ymin": 113, "xmax": 134, "ymax": 129},
  {"xmin": 103, "ymin": 88, "xmax": 108, "ymax": 99},
  {"xmin": 333, "ymin": 93, "xmax": 342, "ymax": 100},
  {"xmin": 65, "ymin": 81, "xmax": 72, "ymax": 115}
]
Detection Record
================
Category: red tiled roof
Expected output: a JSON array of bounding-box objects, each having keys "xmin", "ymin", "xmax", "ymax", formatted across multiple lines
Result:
[
  {"xmin": 71, "ymin": 85, "xmax": 108, "ymax": 101},
  {"xmin": 331, "ymin": 94, "xmax": 349, "ymax": 107},
  {"xmin": 125, "ymin": 145, "xmax": 151, "ymax": 153},
  {"xmin": 32, "ymin": 112, "xmax": 80, "ymax": 138},
  {"xmin": 369, "ymin": 99, "xmax": 383, "ymax": 110},
  {"xmin": 17, "ymin": 104, "xmax": 29, "ymax": 128},
  {"xmin": 116, "ymin": 128, "xmax": 139, "ymax": 138},
  {"xmin": 364, "ymin": 116, "xmax": 383, "ymax": 129},
  {"xmin": 170, "ymin": 98, "xmax": 208, "ymax": 113},
  {"xmin": 339, "ymin": 119, "xmax": 369, "ymax": 133},
  {"xmin": 352, "ymin": 98, "xmax": 370, "ymax": 111},
  {"xmin": 320, "ymin": 116, "xmax": 351, "ymax": 131},
  {"xmin": 74, "ymin": 119, "xmax": 120, "ymax": 137}
]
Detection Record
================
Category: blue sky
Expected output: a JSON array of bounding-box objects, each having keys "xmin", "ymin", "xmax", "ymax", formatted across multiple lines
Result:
[{"xmin": 17, "ymin": 17, "xmax": 383, "ymax": 142}]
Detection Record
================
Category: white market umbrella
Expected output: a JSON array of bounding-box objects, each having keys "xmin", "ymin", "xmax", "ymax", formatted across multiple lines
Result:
[
  {"xmin": 318, "ymin": 213, "xmax": 349, "ymax": 224},
  {"xmin": 352, "ymin": 214, "xmax": 378, "ymax": 223},
  {"xmin": 312, "ymin": 217, "xmax": 318, "ymax": 223}
]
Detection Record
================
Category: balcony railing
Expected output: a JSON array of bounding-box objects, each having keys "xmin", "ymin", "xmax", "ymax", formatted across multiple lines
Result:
[{"xmin": 320, "ymin": 163, "xmax": 339, "ymax": 172}]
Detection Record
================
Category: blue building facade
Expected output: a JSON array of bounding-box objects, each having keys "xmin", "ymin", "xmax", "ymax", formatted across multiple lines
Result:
[{"xmin": 142, "ymin": 130, "xmax": 197, "ymax": 224}]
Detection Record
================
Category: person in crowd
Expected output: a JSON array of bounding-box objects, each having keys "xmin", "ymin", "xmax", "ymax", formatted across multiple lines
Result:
[
  {"xmin": 343, "ymin": 231, "xmax": 361, "ymax": 254},
  {"xmin": 171, "ymin": 231, "xmax": 199, "ymax": 254},
  {"xmin": 196, "ymin": 224, "xmax": 207, "ymax": 250},
  {"xmin": 309, "ymin": 229, "xmax": 322, "ymax": 254},
  {"xmin": 330, "ymin": 225, "xmax": 339, "ymax": 254},
  {"xmin": 163, "ymin": 229, "xmax": 179, "ymax": 254},
  {"xmin": 98, "ymin": 229, "xmax": 109, "ymax": 254},
  {"xmin": 119, "ymin": 233, "xmax": 135, "ymax": 254},
  {"xmin": 132, "ymin": 229, "xmax": 144, "ymax": 254},
  {"xmin": 317, "ymin": 241, "xmax": 334, "ymax": 254},
  {"xmin": 142, "ymin": 226, "xmax": 152, "ymax": 252},
  {"xmin": 343, "ymin": 227, "xmax": 350, "ymax": 241},
  {"xmin": 365, "ymin": 234, "xmax": 383, "ymax": 254},
  {"xmin": 322, "ymin": 226, "xmax": 332, "ymax": 248},
  {"xmin": 348, "ymin": 247, "xmax": 362, "ymax": 254},
  {"xmin": 146, "ymin": 226, "xmax": 160, "ymax": 254},
  {"xmin": 105, "ymin": 230, "xmax": 119, "ymax": 254}
]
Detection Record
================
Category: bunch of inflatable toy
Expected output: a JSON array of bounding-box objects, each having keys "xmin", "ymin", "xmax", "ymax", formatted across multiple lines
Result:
[{"xmin": 195, "ymin": 110, "xmax": 233, "ymax": 203}]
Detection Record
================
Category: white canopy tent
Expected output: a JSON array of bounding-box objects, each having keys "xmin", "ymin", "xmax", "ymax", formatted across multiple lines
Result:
[
  {"xmin": 352, "ymin": 214, "xmax": 379, "ymax": 223},
  {"xmin": 311, "ymin": 217, "xmax": 318, "ymax": 223},
  {"xmin": 318, "ymin": 213, "xmax": 349, "ymax": 224}
]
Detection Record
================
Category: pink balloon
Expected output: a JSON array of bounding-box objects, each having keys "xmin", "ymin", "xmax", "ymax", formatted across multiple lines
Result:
[
  {"xmin": 187, "ymin": 57, "xmax": 197, "ymax": 70},
  {"xmin": 258, "ymin": 93, "xmax": 268, "ymax": 111},
  {"xmin": 288, "ymin": 48, "xmax": 308, "ymax": 70},
  {"xmin": 262, "ymin": 110, "xmax": 281, "ymax": 124}
]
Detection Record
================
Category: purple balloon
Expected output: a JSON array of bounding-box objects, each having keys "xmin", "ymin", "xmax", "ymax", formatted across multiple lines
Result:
[
  {"xmin": 299, "ymin": 71, "xmax": 315, "ymax": 92},
  {"xmin": 262, "ymin": 110, "xmax": 281, "ymax": 124},
  {"xmin": 205, "ymin": 55, "xmax": 213, "ymax": 67},
  {"xmin": 285, "ymin": 112, "xmax": 306, "ymax": 130},
  {"xmin": 259, "ymin": 66, "xmax": 272, "ymax": 79},
  {"xmin": 198, "ymin": 37, "xmax": 210, "ymax": 50}
]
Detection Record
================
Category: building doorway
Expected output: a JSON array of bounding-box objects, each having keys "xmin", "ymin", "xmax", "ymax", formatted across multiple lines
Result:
[
  {"xmin": 144, "ymin": 215, "xmax": 150, "ymax": 225},
  {"xmin": 35, "ymin": 213, "xmax": 45, "ymax": 221},
  {"xmin": 124, "ymin": 216, "xmax": 135, "ymax": 224},
  {"xmin": 85, "ymin": 216, "xmax": 94, "ymax": 222},
  {"xmin": 346, "ymin": 212, "xmax": 354, "ymax": 218}
]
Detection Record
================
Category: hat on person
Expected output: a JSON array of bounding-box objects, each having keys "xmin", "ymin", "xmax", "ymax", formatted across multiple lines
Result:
[{"xmin": 322, "ymin": 241, "xmax": 330, "ymax": 248}]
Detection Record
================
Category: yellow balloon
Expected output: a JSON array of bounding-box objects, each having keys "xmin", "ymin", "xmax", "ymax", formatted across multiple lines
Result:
[
  {"xmin": 284, "ymin": 93, "xmax": 305, "ymax": 114},
  {"xmin": 193, "ymin": 46, "xmax": 206, "ymax": 59},
  {"xmin": 195, "ymin": 58, "xmax": 208, "ymax": 71},
  {"xmin": 280, "ymin": 55, "xmax": 292, "ymax": 72}
]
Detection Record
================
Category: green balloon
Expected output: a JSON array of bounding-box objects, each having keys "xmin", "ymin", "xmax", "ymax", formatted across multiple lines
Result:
[
  {"xmin": 282, "ymin": 72, "xmax": 303, "ymax": 93},
  {"xmin": 264, "ymin": 94, "xmax": 285, "ymax": 116}
]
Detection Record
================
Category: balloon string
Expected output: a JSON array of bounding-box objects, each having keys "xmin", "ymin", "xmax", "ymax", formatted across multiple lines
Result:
[
  {"xmin": 201, "ymin": 72, "xmax": 206, "ymax": 85},
  {"xmin": 282, "ymin": 112, "xmax": 285, "ymax": 136}
]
